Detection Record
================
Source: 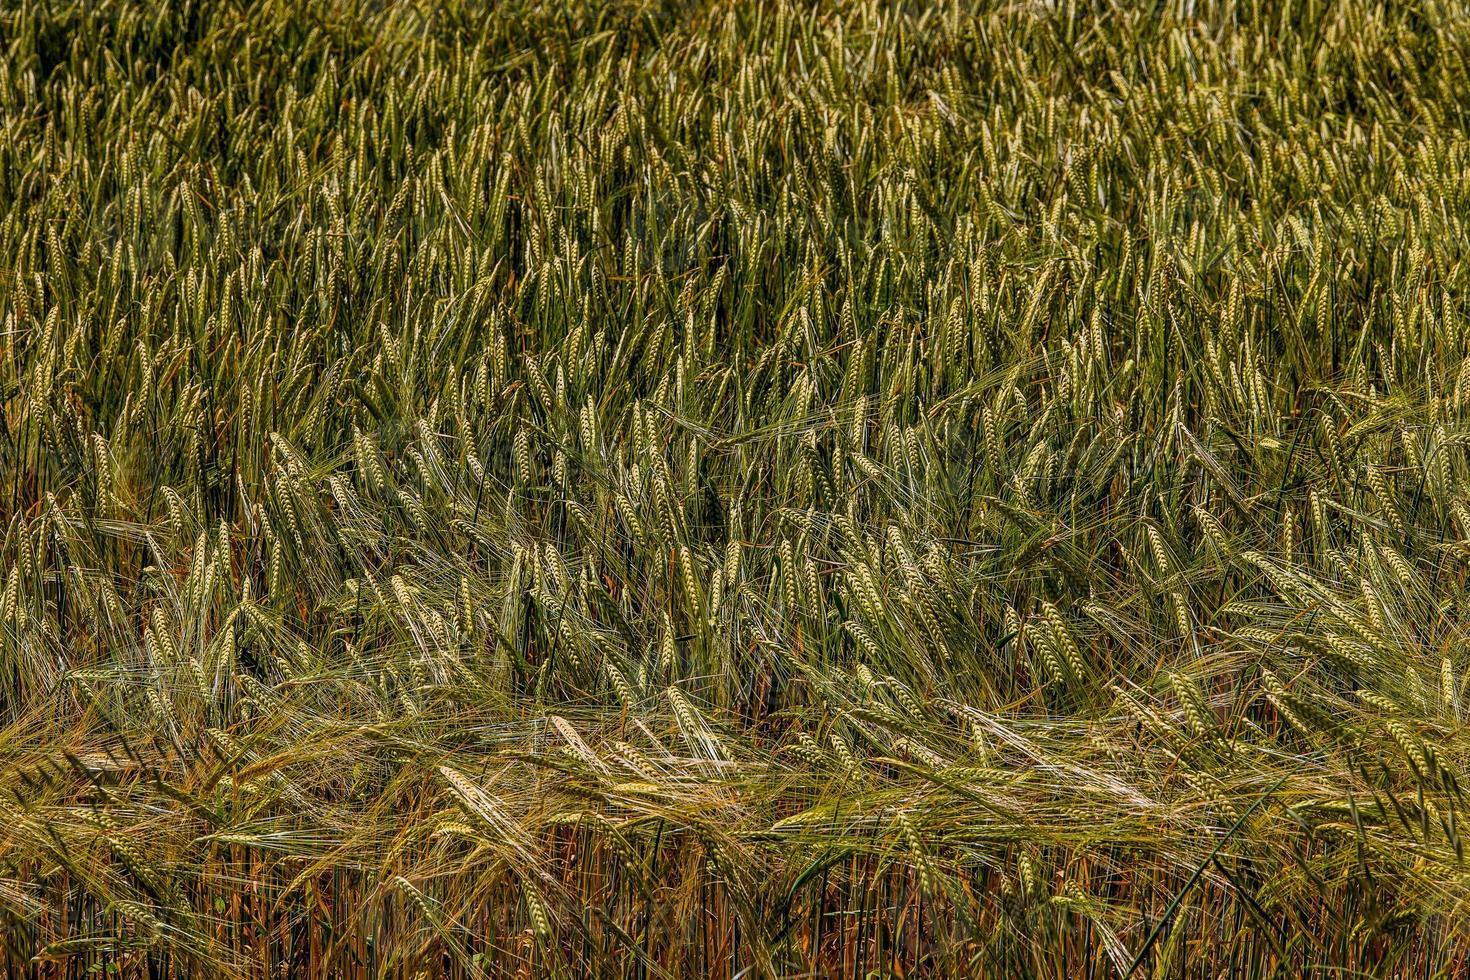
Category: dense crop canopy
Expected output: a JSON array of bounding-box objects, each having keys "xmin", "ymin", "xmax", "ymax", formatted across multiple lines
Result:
[{"xmin": 3, "ymin": 0, "xmax": 1470, "ymax": 976}]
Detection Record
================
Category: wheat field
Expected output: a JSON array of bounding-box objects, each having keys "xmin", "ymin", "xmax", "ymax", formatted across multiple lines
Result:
[{"xmin": 3, "ymin": 0, "xmax": 1470, "ymax": 976}]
